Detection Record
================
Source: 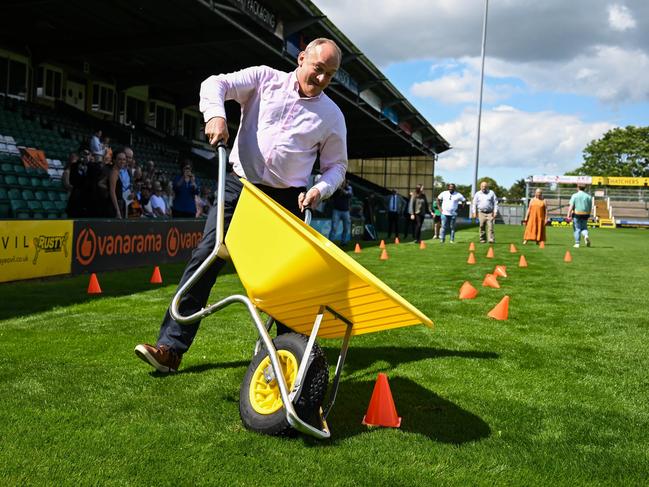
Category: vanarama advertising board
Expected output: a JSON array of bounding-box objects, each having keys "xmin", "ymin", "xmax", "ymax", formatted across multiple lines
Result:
[
  {"xmin": 0, "ymin": 220, "xmax": 73, "ymax": 283},
  {"xmin": 72, "ymin": 219, "xmax": 204, "ymax": 274}
]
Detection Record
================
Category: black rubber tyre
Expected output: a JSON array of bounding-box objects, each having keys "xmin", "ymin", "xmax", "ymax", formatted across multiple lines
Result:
[{"xmin": 239, "ymin": 332, "xmax": 328, "ymax": 436}]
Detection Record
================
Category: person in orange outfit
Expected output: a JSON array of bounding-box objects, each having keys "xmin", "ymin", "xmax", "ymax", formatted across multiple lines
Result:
[{"xmin": 523, "ymin": 188, "xmax": 547, "ymax": 244}]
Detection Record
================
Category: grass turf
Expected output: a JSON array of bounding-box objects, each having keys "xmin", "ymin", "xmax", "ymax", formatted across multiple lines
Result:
[{"xmin": 1, "ymin": 225, "xmax": 648, "ymax": 486}]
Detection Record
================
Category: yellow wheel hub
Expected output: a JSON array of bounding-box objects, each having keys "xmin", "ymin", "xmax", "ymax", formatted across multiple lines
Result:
[{"xmin": 249, "ymin": 350, "xmax": 298, "ymax": 415}]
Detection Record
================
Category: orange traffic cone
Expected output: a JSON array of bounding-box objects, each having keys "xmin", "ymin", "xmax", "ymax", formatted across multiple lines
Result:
[
  {"xmin": 87, "ymin": 273, "xmax": 102, "ymax": 294},
  {"xmin": 510, "ymin": 243, "xmax": 517, "ymax": 253},
  {"xmin": 487, "ymin": 296, "xmax": 510, "ymax": 320},
  {"xmin": 354, "ymin": 243, "xmax": 362, "ymax": 253},
  {"xmin": 150, "ymin": 266, "xmax": 163, "ymax": 284},
  {"xmin": 519, "ymin": 255, "xmax": 528, "ymax": 267},
  {"xmin": 467, "ymin": 252, "xmax": 476, "ymax": 264},
  {"xmin": 380, "ymin": 249, "xmax": 389, "ymax": 260},
  {"xmin": 459, "ymin": 281, "xmax": 478, "ymax": 300},
  {"xmin": 419, "ymin": 240, "xmax": 426, "ymax": 249},
  {"xmin": 380, "ymin": 239, "xmax": 386, "ymax": 249},
  {"xmin": 539, "ymin": 241, "xmax": 545, "ymax": 249},
  {"xmin": 469, "ymin": 242, "xmax": 476, "ymax": 251},
  {"xmin": 564, "ymin": 250, "xmax": 572, "ymax": 262},
  {"xmin": 486, "ymin": 246, "xmax": 495, "ymax": 258},
  {"xmin": 482, "ymin": 273, "xmax": 500, "ymax": 289},
  {"xmin": 362, "ymin": 373, "xmax": 401, "ymax": 428},
  {"xmin": 394, "ymin": 237, "xmax": 400, "ymax": 244},
  {"xmin": 493, "ymin": 265, "xmax": 508, "ymax": 278}
]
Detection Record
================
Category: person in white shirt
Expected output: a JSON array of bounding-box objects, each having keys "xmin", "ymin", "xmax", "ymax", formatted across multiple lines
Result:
[
  {"xmin": 149, "ymin": 181, "xmax": 168, "ymax": 218},
  {"xmin": 436, "ymin": 183, "xmax": 466, "ymax": 243},
  {"xmin": 471, "ymin": 181, "xmax": 498, "ymax": 243}
]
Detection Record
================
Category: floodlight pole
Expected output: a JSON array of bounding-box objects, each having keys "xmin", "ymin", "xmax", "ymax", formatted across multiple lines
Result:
[{"xmin": 471, "ymin": 0, "xmax": 489, "ymax": 199}]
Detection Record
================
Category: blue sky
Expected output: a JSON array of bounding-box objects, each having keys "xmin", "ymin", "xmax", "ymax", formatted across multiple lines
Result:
[{"xmin": 315, "ymin": 0, "xmax": 649, "ymax": 188}]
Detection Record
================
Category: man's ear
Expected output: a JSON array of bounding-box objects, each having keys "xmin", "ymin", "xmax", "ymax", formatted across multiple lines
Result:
[{"xmin": 297, "ymin": 51, "xmax": 305, "ymax": 66}]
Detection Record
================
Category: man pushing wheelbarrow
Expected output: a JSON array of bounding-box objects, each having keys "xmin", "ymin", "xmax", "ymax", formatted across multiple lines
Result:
[{"xmin": 135, "ymin": 38, "xmax": 432, "ymax": 439}]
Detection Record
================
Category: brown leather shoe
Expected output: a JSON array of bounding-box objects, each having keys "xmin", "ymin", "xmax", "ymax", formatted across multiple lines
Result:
[{"xmin": 134, "ymin": 343, "xmax": 181, "ymax": 373}]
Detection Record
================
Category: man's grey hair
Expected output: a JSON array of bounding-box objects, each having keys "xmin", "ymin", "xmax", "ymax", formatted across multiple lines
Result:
[{"xmin": 304, "ymin": 38, "xmax": 342, "ymax": 65}]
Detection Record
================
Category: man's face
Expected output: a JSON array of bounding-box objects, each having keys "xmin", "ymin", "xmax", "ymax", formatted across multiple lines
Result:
[
  {"xmin": 448, "ymin": 184, "xmax": 456, "ymax": 193},
  {"xmin": 296, "ymin": 43, "xmax": 340, "ymax": 98},
  {"xmin": 125, "ymin": 149, "xmax": 134, "ymax": 166},
  {"xmin": 480, "ymin": 182, "xmax": 488, "ymax": 192}
]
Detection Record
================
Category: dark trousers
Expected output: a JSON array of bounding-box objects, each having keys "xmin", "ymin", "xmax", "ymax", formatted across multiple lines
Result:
[
  {"xmin": 387, "ymin": 211, "xmax": 400, "ymax": 238},
  {"xmin": 414, "ymin": 214, "xmax": 425, "ymax": 242},
  {"xmin": 157, "ymin": 174, "xmax": 304, "ymax": 354}
]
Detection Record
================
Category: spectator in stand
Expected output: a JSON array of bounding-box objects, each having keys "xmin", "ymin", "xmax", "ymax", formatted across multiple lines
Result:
[
  {"xmin": 150, "ymin": 181, "xmax": 168, "ymax": 217},
  {"xmin": 172, "ymin": 160, "xmax": 200, "ymax": 218},
  {"xmin": 523, "ymin": 188, "xmax": 547, "ymax": 245},
  {"xmin": 385, "ymin": 189, "xmax": 403, "ymax": 240},
  {"xmin": 144, "ymin": 160, "xmax": 158, "ymax": 182},
  {"xmin": 61, "ymin": 152, "xmax": 78, "ymax": 194},
  {"xmin": 90, "ymin": 128, "xmax": 105, "ymax": 163},
  {"xmin": 162, "ymin": 181, "xmax": 174, "ymax": 212},
  {"xmin": 102, "ymin": 135, "xmax": 112, "ymax": 163},
  {"xmin": 66, "ymin": 150, "xmax": 90, "ymax": 217},
  {"xmin": 105, "ymin": 150, "xmax": 125, "ymax": 218},
  {"xmin": 409, "ymin": 184, "xmax": 433, "ymax": 244},
  {"xmin": 119, "ymin": 149, "xmax": 132, "ymax": 206},
  {"xmin": 127, "ymin": 181, "xmax": 143, "ymax": 218},
  {"xmin": 328, "ymin": 179, "xmax": 352, "ymax": 246},
  {"xmin": 140, "ymin": 184, "xmax": 154, "ymax": 218},
  {"xmin": 195, "ymin": 185, "xmax": 213, "ymax": 218},
  {"xmin": 437, "ymin": 183, "xmax": 466, "ymax": 244}
]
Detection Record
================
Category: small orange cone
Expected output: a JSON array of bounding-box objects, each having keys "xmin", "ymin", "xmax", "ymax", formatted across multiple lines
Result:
[
  {"xmin": 362, "ymin": 373, "xmax": 401, "ymax": 428},
  {"xmin": 467, "ymin": 252, "xmax": 476, "ymax": 264},
  {"xmin": 493, "ymin": 265, "xmax": 508, "ymax": 278},
  {"xmin": 419, "ymin": 240, "xmax": 426, "ymax": 249},
  {"xmin": 394, "ymin": 237, "xmax": 400, "ymax": 244},
  {"xmin": 87, "ymin": 273, "xmax": 102, "ymax": 294},
  {"xmin": 486, "ymin": 246, "xmax": 495, "ymax": 258},
  {"xmin": 564, "ymin": 250, "xmax": 572, "ymax": 262},
  {"xmin": 519, "ymin": 255, "xmax": 528, "ymax": 267},
  {"xmin": 380, "ymin": 239, "xmax": 386, "ymax": 249},
  {"xmin": 487, "ymin": 296, "xmax": 510, "ymax": 320},
  {"xmin": 469, "ymin": 242, "xmax": 476, "ymax": 251},
  {"xmin": 539, "ymin": 241, "xmax": 545, "ymax": 249},
  {"xmin": 459, "ymin": 281, "xmax": 478, "ymax": 299},
  {"xmin": 380, "ymin": 249, "xmax": 389, "ymax": 260},
  {"xmin": 354, "ymin": 243, "xmax": 362, "ymax": 253},
  {"xmin": 510, "ymin": 243, "xmax": 517, "ymax": 253},
  {"xmin": 150, "ymin": 266, "xmax": 163, "ymax": 284},
  {"xmin": 482, "ymin": 273, "xmax": 500, "ymax": 289}
]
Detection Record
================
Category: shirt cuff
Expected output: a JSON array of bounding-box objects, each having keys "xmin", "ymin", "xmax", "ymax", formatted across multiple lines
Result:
[
  {"xmin": 203, "ymin": 107, "xmax": 226, "ymax": 123},
  {"xmin": 313, "ymin": 180, "xmax": 333, "ymax": 200}
]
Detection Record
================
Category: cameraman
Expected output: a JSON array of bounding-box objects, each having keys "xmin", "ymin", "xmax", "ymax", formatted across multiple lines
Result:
[
  {"xmin": 171, "ymin": 159, "xmax": 200, "ymax": 218},
  {"xmin": 66, "ymin": 149, "xmax": 94, "ymax": 217}
]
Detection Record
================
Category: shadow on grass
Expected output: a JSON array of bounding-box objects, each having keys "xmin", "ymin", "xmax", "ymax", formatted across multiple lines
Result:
[
  {"xmin": 148, "ymin": 359, "xmax": 250, "ymax": 378},
  {"xmin": 0, "ymin": 263, "xmax": 237, "ymax": 321},
  {"xmin": 324, "ymin": 346, "xmax": 499, "ymax": 376},
  {"xmin": 324, "ymin": 376, "xmax": 490, "ymax": 444}
]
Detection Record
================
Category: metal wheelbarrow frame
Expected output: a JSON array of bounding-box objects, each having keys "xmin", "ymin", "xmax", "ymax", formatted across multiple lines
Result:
[{"xmin": 170, "ymin": 142, "xmax": 432, "ymax": 439}]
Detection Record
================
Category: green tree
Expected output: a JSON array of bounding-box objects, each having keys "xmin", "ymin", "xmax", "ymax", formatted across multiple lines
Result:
[
  {"xmin": 506, "ymin": 178, "xmax": 527, "ymax": 201},
  {"xmin": 575, "ymin": 126, "xmax": 649, "ymax": 176},
  {"xmin": 477, "ymin": 177, "xmax": 507, "ymax": 197}
]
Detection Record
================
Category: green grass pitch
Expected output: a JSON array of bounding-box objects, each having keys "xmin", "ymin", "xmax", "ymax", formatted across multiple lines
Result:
[{"xmin": 1, "ymin": 225, "xmax": 648, "ymax": 486}]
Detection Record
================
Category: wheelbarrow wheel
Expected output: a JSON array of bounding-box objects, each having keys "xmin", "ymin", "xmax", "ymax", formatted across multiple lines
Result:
[{"xmin": 239, "ymin": 332, "xmax": 329, "ymax": 436}]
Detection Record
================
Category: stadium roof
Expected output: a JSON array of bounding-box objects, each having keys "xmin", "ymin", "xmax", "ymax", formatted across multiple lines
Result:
[{"xmin": 0, "ymin": 0, "xmax": 451, "ymax": 159}]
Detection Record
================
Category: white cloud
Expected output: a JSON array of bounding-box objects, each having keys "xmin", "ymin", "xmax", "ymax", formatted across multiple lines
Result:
[
  {"xmin": 608, "ymin": 4, "xmax": 637, "ymax": 31},
  {"xmin": 464, "ymin": 45, "xmax": 649, "ymax": 103},
  {"xmin": 435, "ymin": 106, "xmax": 614, "ymax": 176},
  {"xmin": 410, "ymin": 69, "xmax": 516, "ymax": 104}
]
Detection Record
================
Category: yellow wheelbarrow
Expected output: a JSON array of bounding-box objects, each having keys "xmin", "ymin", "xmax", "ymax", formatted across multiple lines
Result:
[{"xmin": 170, "ymin": 142, "xmax": 432, "ymax": 439}]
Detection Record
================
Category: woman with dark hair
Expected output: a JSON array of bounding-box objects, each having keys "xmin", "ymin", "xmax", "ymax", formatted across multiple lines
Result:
[
  {"xmin": 172, "ymin": 160, "xmax": 200, "ymax": 218},
  {"xmin": 409, "ymin": 184, "xmax": 433, "ymax": 244},
  {"xmin": 98, "ymin": 150, "xmax": 125, "ymax": 218}
]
